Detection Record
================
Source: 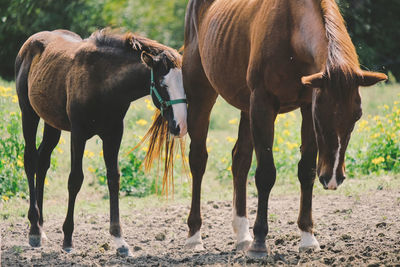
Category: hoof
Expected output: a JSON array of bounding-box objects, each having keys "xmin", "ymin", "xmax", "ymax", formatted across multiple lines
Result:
[
  {"xmin": 299, "ymin": 244, "xmax": 321, "ymax": 252},
  {"xmin": 41, "ymin": 231, "xmax": 48, "ymax": 241},
  {"xmin": 63, "ymin": 246, "xmax": 74, "ymax": 253},
  {"xmin": 29, "ymin": 235, "xmax": 42, "ymax": 247},
  {"xmin": 184, "ymin": 241, "xmax": 205, "ymax": 251},
  {"xmin": 247, "ymin": 241, "xmax": 268, "ymax": 258},
  {"xmin": 236, "ymin": 239, "xmax": 252, "ymax": 251},
  {"xmin": 117, "ymin": 246, "xmax": 133, "ymax": 257}
]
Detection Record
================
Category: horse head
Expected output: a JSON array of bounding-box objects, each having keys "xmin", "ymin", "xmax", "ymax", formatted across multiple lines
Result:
[
  {"xmin": 302, "ymin": 70, "xmax": 387, "ymax": 190},
  {"xmin": 141, "ymin": 51, "xmax": 187, "ymax": 138}
]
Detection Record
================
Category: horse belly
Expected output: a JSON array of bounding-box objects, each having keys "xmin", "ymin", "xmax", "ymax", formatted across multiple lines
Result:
[{"xmin": 28, "ymin": 55, "xmax": 71, "ymax": 131}]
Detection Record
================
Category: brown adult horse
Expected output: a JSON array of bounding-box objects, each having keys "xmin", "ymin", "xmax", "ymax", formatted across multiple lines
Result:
[
  {"xmin": 15, "ymin": 29, "xmax": 187, "ymax": 256},
  {"xmin": 182, "ymin": 0, "xmax": 387, "ymax": 256}
]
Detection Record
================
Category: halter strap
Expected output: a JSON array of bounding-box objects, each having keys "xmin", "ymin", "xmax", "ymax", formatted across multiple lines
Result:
[{"xmin": 150, "ymin": 69, "xmax": 187, "ymax": 115}]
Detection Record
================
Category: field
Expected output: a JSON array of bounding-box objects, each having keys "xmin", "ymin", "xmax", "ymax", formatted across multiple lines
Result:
[{"xmin": 1, "ymin": 78, "xmax": 400, "ymax": 266}]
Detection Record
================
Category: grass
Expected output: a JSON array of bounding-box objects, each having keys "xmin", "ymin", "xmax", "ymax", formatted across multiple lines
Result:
[{"xmin": 0, "ymin": 77, "xmax": 400, "ymax": 223}]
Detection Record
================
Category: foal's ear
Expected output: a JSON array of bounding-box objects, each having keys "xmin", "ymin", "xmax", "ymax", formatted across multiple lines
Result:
[
  {"xmin": 141, "ymin": 51, "xmax": 155, "ymax": 69},
  {"xmin": 358, "ymin": 71, "xmax": 388, "ymax": 87},
  {"xmin": 301, "ymin": 72, "xmax": 325, "ymax": 88}
]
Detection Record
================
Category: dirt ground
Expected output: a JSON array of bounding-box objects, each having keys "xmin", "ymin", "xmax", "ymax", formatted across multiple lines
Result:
[{"xmin": 1, "ymin": 189, "xmax": 400, "ymax": 266}]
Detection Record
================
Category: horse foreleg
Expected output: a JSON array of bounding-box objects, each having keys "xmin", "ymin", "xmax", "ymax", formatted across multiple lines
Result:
[
  {"xmin": 231, "ymin": 111, "xmax": 253, "ymax": 251},
  {"xmin": 101, "ymin": 126, "xmax": 132, "ymax": 257},
  {"xmin": 185, "ymin": 93, "xmax": 217, "ymax": 251},
  {"xmin": 35, "ymin": 123, "xmax": 61, "ymax": 242},
  {"xmin": 297, "ymin": 105, "xmax": 320, "ymax": 251},
  {"xmin": 62, "ymin": 130, "xmax": 86, "ymax": 252},
  {"xmin": 248, "ymin": 90, "xmax": 278, "ymax": 257},
  {"xmin": 21, "ymin": 106, "xmax": 41, "ymax": 247}
]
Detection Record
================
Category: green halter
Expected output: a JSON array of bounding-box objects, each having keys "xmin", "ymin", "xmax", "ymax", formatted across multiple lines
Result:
[{"xmin": 150, "ymin": 69, "xmax": 187, "ymax": 115}]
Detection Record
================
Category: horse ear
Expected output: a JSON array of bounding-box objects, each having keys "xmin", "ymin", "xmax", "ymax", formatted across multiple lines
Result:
[
  {"xmin": 358, "ymin": 71, "xmax": 388, "ymax": 87},
  {"xmin": 141, "ymin": 51, "xmax": 155, "ymax": 68},
  {"xmin": 301, "ymin": 72, "xmax": 325, "ymax": 88}
]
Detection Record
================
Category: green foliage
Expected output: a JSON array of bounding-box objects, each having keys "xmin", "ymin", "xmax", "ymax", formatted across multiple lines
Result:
[
  {"xmin": 0, "ymin": 85, "xmax": 26, "ymax": 199},
  {"xmin": 95, "ymin": 150, "xmax": 159, "ymax": 198},
  {"xmin": 337, "ymin": 0, "xmax": 400, "ymax": 81}
]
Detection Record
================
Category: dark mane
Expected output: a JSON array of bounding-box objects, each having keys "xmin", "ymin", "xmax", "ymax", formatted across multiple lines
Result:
[
  {"xmin": 320, "ymin": 0, "xmax": 360, "ymax": 89},
  {"xmin": 89, "ymin": 29, "xmax": 182, "ymax": 67}
]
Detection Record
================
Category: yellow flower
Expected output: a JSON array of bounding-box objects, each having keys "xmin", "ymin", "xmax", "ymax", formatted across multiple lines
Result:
[
  {"xmin": 144, "ymin": 99, "xmax": 151, "ymax": 104},
  {"xmin": 286, "ymin": 142, "xmax": 299, "ymax": 150},
  {"xmin": 146, "ymin": 103, "xmax": 155, "ymax": 111},
  {"xmin": 57, "ymin": 147, "xmax": 64, "ymax": 154},
  {"xmin": 371, "ymin": 133, "xmax": 381, "ymax": 139},
  {"xmin": 358, "ymin": 119, "xmax": 368, "ymax": 129},
  {"xmin": 17, "ymin": 159, "xmax": 24, "ymax": 167},
  {"xmin": 84, "ymin": 150, "xmax": 94, "ymax": 158},
  {"xmin": 99, "ymin": 150, "xmax": 103, "ymax": 157},
  {"xmin": 277, "ymin": 136, "xmax": 284, "ymax": 144},
  {"xmin": 371, "ymin": 157, "xmax": 385, "ymax": 165},
  {"xmin": 10, "ymin": 112, "xmax": 16, "ymax": 116},
  {"xmin": 12, "ymin": 95, "xmax": 18, "ymax": 103},
  {"xmin": 2, "ymin": 195, "xmax": 9, "ymax": 202},
  {"xmin": 383, "ymin": 104, "xmax": 389, "ymax": 110},
  {"xmin": 229, "ymin": 118, "xmax": 238, "ymax": 125},
  {"xmin": 136, "ymin": 119, "xmax": 148, "ymax": 126},
  {"xmin": 59, "ymin": 137, "xmax": 66, "ymax": 145},
  {"xmin": 207, "ymin": 146, "xmax": 212, "ymax": 153},
  {"xmin": 88, "ymin": 166, "xmax": 95, "ymax": 173},
  {"xmin": 226, "ymin": 136, "xmax": 236, "ymax": 143},
  {"xmin": 283, "ymin": 130, "xmax": 290, "ymax": 136},
  {"xmin": 44, "ymin": 178, "xmax": 49, "ymax": 185},
  {"xmin": 273, "ymin": 147, "xmax": 279, "ymax": 152},
  {"xmin": 227, "ymin": 166, "xmax": 232, "ymax": 171},
  {"xmin": 142, "ymin": 146, "xmax": 149, "ymax": 152}
]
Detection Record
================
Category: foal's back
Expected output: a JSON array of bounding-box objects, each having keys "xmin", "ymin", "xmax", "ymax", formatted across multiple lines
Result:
[{"xmin": 17, "ymin": 30, "xmax": 87, "ymax": 130}]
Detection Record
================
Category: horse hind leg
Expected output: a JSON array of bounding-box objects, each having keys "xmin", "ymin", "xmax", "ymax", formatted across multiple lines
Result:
[
  {"xmin": 20, "ymin": 104, "xmax": 41, "ymax": 247},
  {"xmin": 231, "ymin": 111, "xmax": 253, "ymax": 251},
  {"xmin": 35, "ymin": 123, "xmax": 61, "ymax": 242}
]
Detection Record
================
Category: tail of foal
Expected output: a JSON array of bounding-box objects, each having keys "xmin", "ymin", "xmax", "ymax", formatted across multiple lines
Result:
[{"xmin": 133, "ymin": 110, "xmax": 187, "ymax": 197}]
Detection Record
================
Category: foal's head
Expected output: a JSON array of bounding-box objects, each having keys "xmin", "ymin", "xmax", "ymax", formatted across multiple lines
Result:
[
  {"xmin": 302, "ymin": 69, "xmax": 387, "ymax": 190},
  {"xmin": 141, "ymin": 51, "xmax": 187, "ymax": 137}
]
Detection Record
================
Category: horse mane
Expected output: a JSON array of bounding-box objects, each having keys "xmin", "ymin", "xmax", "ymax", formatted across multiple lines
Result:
[
  {"xmin": 320, "ymin": 0, "xmax": 361, "ymax": 90},
  {"xmin": 90, "ymin": 28, "xmax": 182, "ymax": 67}
]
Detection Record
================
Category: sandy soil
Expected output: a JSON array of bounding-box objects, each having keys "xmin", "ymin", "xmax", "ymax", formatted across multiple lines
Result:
[{"xmin": 1, "ymin": 189, "xmax": 400, "ymax": 266}]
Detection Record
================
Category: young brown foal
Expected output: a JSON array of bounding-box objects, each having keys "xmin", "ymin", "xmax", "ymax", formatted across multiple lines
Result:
[
  {"xmin": 16, "ymin": 29, "xmax": 187, "ymax": 256},
  {"xmin": 182, "ymin": 0, "xmax": 386, "ymax": 256}
]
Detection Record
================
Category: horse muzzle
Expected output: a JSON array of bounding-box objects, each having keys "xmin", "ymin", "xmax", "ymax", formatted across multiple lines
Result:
[{"xmin": 319, "ymin": 174, "xmax": 346, "ymax": 190}]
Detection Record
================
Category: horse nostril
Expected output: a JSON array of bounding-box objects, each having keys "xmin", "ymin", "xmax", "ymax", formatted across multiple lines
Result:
[
  {"xmin": 337, "ymin": 175, "xmax": 346, "ymax": 186},
  {"xmin": 319, "ymin": 175, "xmax": 329, "ymax": 189}
]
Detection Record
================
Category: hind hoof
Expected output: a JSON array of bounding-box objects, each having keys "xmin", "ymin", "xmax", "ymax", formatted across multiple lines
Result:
[
  {"xmin": 237, "ymin": 239, "xmax": 252, "ymax": 251},
  {"xmin": 184, "ymin": 241, "xmax": 204, "ymax": 251},
  {"xmin": 117, "ymin": 246, "xmax": 133, "ymax": 257},
  {"xmin": 247, "ymin": 240, "xmax": 267, "ymax": 258},
  {"xmin": 63, "ymin": 246, "xmax": 73, "ymax": 253},
  {"xmin": 29, "ymin": 235, "xmax": 42, "ymax": 247}
]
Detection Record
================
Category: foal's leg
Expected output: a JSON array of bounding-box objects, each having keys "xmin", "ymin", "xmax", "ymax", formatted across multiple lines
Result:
[
  {"xmin": 297, "ymin": 105, "xmax": 320, "ymax": 251},
  {"xmin": 36, "ymin": 123, "xmax": 61, "ymax": 240},
  {"xmin": 247, "ymin": 90, "xmax": 278, "ymax": 257},
  {"xmin": 231, "ymin": 111, "xmax": 253, "ymax": 250},
  {"xmin": 184, "ymin": 91, "xmax": 218, "ymax": 250},
  {"xmin": 20, "ymin": 106, "xmax": 41, "ymax": 247},
  {"xmin": 101, "ymin": 126, "xmax": 132, "ymax": 257},
  {"xmin": 62, "ymin": 130, "xmax": 86, "ymax": 252}
]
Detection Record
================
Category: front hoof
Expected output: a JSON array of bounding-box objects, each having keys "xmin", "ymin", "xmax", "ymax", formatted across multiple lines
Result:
[
  {"xmin": 117, "ymin": 246, "xmax": 133, "ymax": 257},
  {"xmin": 29, "ymin": 235, "xmax": 42, "ymax": 247},
  {"xmin": 247, "ymin": 241, "xmax": 268, "ymax": 258},
  {"xmin": 236, "ymin": 239, "xmax": 252, "ymax": 251},
  {"xmin": 299, "ymin": 231, "xmax": 320, "ymax": 252},
  {"xmin": 184, "ymin": 241, "xmax": 204, "ymax": 251}
]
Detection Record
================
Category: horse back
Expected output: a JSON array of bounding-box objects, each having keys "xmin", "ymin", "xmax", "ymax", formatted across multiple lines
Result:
[{"xmin": 16, "ymin": 30, "xmax": 85, "ymax": 131}]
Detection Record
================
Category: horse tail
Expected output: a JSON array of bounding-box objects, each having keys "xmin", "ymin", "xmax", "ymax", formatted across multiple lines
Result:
[
  {"xmin": 132, "ymin": 110, "xmax": 187, "ymax": 197},
  {"xmin": 184, "ymin": 0, "xmax": 216, "ymax": 46},
  {"xmin": 15, "ymin": 33, "xmax": 46, "ymax": 107}
]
